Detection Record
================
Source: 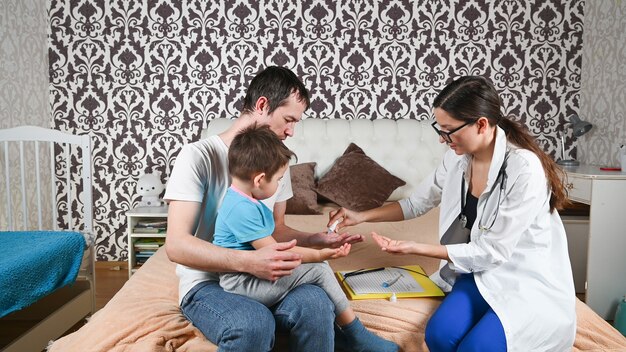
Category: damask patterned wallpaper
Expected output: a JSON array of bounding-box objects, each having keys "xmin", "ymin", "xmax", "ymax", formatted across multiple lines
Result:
[
  {"xmin": 47, "ymin": 0, "xmax": 584, "ymax": 261},
  {"xmin": 578, "ymin": 0, "xmax": 626, "ymax": 166}
]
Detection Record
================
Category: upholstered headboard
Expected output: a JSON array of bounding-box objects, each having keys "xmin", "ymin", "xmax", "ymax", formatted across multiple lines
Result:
[{"xmin": 202, "ymin": 118, "xmax": 447, "ymax": 201}]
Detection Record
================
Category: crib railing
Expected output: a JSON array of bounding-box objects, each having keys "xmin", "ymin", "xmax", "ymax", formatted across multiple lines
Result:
[{"xmin": 0, "ymin": 126, "xmax": 93, "ymax": 234}]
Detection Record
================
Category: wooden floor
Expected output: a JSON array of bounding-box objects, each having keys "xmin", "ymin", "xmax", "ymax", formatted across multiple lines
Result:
[{"xmin": 94, "ymin": 261, "xmax": 129, "ymax": 310}]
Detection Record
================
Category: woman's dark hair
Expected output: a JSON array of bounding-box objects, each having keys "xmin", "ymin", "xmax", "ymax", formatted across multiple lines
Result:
[
  {"xmin": 229, "ymin": 123, "xmax": 295, "ymax": 180},
  {"xmin": 242, "ymin": 66, "xmax": 310, "ymax": 115},
  {"xmin": 433, "ymin": 76, "xmax": 568, "ymax": 212}
]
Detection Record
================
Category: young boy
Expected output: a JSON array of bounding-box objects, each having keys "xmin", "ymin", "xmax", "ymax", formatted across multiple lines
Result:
[{"xmin": 213, "ymin": 124, "xmax": 398, "ymax": 352}]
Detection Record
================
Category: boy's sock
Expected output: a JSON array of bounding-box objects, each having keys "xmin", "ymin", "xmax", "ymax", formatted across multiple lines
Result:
[{"xmin": 340, "ymin": 317, "xmax": 399, "ymax": 352}]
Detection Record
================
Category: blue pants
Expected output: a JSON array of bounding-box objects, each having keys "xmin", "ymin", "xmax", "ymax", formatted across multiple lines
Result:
[
  {"xmin": 425, "ymin": 274, "xmax": 507, "ymax": 352},
  {"xmin": 180, "ymin": 281, "xmax": 335, "ymax": 352}
]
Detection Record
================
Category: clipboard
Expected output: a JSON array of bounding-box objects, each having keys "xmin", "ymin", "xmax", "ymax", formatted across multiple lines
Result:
[{"xmin": 335, "ymin": 265, "xmax": 445, "ymax": 300}]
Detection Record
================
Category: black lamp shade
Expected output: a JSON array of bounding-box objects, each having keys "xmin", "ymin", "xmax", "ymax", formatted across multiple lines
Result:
[{"xmin": 569, "ymin": 115, "xmax": 593, "ymax": 137}]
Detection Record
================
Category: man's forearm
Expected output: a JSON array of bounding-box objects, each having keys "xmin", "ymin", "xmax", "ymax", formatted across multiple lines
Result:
[
  {"xmin": 165, "ymin": 200, "xmax": 249, "ymax": 273},
  {"xmin": 165, "ymin": 234, "xmax": 248, "ymax": 273}
]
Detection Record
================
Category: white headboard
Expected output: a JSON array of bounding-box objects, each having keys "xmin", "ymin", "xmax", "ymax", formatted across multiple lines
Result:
[{"xmin": 202, "ymin": 118, "xmax": 447, "ymax": 201}]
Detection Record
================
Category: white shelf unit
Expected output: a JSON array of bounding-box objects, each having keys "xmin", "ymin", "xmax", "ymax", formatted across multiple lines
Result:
[
  {"xmin": 126, "ymin": 205, "xmax": 168, "ymax": 278},
  {"xmin": 562, "ymin": 165, "xmax": 626, "ymax": 319}
]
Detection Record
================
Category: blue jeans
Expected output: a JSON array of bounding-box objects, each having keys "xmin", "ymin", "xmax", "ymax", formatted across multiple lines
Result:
[
  {"xmin": 180, "ymin": 281, "xmax": 335, "ymax": 352},
  {"xmin": 425, "ymin": 274, "xmax": 507, "ymax": 352}
]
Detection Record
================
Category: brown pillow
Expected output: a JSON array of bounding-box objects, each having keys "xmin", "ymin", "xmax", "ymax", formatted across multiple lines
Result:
[
  {"xmin": 315, "ymin": 143, "xmax": 405, "ymax": 211},
  {"xmin": 286, "ymin": 162, "xmax": 321, "ymax": 215}
]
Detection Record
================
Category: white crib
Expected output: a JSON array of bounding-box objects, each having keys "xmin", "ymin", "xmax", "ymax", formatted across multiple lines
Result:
[{"xmin": 0, "ymin": 125, "xmax": 96, "ymax": 352}]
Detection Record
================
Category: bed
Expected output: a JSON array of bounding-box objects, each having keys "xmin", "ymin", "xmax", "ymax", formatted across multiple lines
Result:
[
  {"xmin": 0, "ymin": 126, "xmax": 96, "ymax": 352},
  {"xmin": 48, "ymin": 118, "xmax": 626, "ymax": 351}
]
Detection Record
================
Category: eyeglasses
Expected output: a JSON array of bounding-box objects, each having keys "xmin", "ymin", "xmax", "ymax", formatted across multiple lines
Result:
[{"xmin": 431, "ymin": 121, "xmax": 474, "ymax": 143}]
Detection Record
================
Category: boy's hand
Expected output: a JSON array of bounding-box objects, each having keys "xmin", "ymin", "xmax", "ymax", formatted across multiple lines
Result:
[
  {"xmin": 309, "ymin": 231, "xmax": 364, "ymax": 249},
  {"xmin": 319, "ymin": 243, "xmax": 351, "ymax": 260}
]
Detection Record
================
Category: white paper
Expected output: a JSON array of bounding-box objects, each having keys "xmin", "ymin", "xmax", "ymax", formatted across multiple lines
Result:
[{"xmin": 341, "ymin": 267, "xmax": 424, "ymax": 294}]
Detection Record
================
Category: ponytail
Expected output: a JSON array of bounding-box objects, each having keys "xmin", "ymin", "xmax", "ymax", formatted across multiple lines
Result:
[
  {"xmin": 498, "ymin": 117, "xmax": 569, "ymax": 212},
  {"xmin": 434, "ymin": 76, "xmax": 569, "ymax": 213}
]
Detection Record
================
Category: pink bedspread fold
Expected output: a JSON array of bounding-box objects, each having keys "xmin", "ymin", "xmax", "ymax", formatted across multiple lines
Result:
[
  {"xmin": 49, "ymin": 208, "xmax": 626, "ymax": 351},
  {"xmin": 49, "ymin": 247, "xmax": 214, "ymax": 352}
]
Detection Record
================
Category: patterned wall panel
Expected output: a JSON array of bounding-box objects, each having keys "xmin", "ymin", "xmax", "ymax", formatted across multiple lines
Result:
[
  {"xmin": 578, "ymin": 0, "xmax": 626, "ymax": 166},
  {"xmin": 48, "ymin": 0, "xmax": 584, "ymax": 260},
  {"xmin": 1, "ymin": 0, "xmax": 52, "ymax": 229}
]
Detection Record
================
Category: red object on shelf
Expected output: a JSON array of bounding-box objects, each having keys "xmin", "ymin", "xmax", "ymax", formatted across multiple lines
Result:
[{"xmin": 599, "ymin": 167, "xmax": 622, "ymax": 171}]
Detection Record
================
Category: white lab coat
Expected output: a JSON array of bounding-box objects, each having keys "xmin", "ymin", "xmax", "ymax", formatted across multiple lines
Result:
[{"xmin": 399, "ymin": 127, "xmax": 576, "ymax": 351}]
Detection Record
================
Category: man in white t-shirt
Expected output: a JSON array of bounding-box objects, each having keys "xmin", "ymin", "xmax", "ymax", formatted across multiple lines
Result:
[{"xmin": 164, "ymin": 66, "xmax": 363, "ymax": 351}]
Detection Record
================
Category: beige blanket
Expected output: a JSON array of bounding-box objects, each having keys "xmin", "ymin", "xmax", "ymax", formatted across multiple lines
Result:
[{"xmin": 49, "ymin": 208, "xmax": 626, "ymax": 351}]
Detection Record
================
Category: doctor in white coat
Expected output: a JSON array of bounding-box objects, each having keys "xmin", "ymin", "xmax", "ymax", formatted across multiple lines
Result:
[{"xmin": 329, "ymin": 76, "xmax": 576, "ymax": 352}]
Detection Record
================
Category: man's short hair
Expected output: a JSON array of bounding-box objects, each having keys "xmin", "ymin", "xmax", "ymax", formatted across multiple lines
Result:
[
  {"xmin": 242, "ymin": 66, "xmax": 310, "ymax": 115},
  {"xmin": 229, "ymin": 124, "xmax": 296, "ymax": 180}
]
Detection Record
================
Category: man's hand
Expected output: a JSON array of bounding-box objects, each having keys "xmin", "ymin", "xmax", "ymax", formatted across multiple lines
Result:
[
  {"xmin": 319, "ymin": 243, "xmax": 351, "ymax": 261},
  {"xmin": 308, "ymin": 231, "xmax": 364, "ymax": 249},
  {"xmin": 244, "ymin": 240, "xmax": 303, "ymax": 281}
]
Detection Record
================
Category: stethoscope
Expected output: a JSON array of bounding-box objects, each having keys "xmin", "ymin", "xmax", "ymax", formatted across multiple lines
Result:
[{"xmin": 459, "ymin": 150, "xmax": 510, "ymax": 232}]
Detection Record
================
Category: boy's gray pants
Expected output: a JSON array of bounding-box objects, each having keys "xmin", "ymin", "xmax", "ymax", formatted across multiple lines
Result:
[{"xmin": 219, "ymin": 262, "xmax": 349, "ymax": 315}]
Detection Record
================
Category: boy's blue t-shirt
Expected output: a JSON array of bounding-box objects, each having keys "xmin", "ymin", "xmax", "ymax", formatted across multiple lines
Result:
[{"xmin": 213, "ymin": 186, "xmax": 275, "ymax": 250}]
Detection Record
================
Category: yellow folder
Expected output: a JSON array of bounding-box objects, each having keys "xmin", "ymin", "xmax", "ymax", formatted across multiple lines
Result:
[{"xmin": 335, "ymin": 265, "xmax": 445, "ymax": 300}]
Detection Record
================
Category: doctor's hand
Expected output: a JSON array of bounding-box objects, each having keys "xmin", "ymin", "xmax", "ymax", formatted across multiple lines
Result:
[
  {"xmin": 328, "ymin": 207, "xmax": 365, "ymax": 232},
  {"xmin": 308, "ymin": 231, "xmax": 364, "ymax": 249},
  {"xmin": 373, "ymin": 232, "xmax": 450, "ymax": 260},
  {"xmin": 372, "ymin": 232, "xmax": 417, "ymax": 255},
  {"xmin": 244, "ymin": 240, "xmax": 303, "ymax": 281}
]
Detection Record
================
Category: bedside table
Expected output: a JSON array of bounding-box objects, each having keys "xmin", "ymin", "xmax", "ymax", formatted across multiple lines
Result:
[
  {"xmin": 126, "ymin": 205, "xmax": 168, "ymax": 278},
  {"xmin": 562, "ymin": 164, "xmax": 626, "ymax": 319}
]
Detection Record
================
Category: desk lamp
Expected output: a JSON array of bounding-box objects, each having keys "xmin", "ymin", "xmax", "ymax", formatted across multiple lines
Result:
[{"xmin": 557, "ymin": 114, "xmax": 593, "ymax": 167}]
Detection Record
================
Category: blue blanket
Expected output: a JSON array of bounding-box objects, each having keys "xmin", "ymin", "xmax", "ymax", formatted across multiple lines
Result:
[{"xmin": 0, "ymin": 231, "xmax": 86, "ymax": 318}]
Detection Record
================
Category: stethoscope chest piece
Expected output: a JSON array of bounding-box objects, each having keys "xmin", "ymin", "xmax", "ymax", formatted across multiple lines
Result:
[
  {"xmin": 460, "ymin": 150, "xmax": 510, "ymax": 233},
  {"xmin": 459, "ymin": 214, "xmax": 468, "ymax": 228}
]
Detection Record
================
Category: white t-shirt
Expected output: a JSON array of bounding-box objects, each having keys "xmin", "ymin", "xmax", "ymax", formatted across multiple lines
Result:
[{"xmin": 164, "ymin": 135, "xmax": 293, "ymax": 303}]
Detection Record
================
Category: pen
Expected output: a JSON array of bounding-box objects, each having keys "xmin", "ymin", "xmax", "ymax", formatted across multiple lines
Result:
[
  {"xmin": 343, "ymin": 267, "xmax": 384, "ymax": 279},
  {"xmin": 382, "ymin": 273, "xmax": 402, "ymax": 288},
  {"xmin": 600, "ymin": 167, "xmax": 622, "ymax": 171}
]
